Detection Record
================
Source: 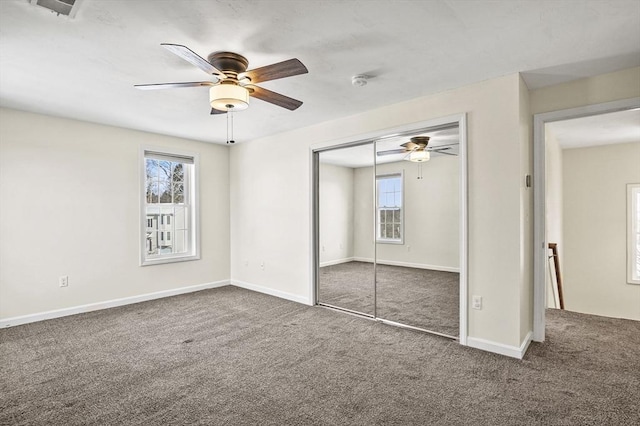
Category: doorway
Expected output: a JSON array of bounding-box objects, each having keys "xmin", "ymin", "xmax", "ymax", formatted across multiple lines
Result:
[
  {"xmin": 533, "ymin": 97, "xmax": 640, "ymax": 341},
  {"xmin": 312, "ymin": 115, "xmax": 468, "ymax": 341}
]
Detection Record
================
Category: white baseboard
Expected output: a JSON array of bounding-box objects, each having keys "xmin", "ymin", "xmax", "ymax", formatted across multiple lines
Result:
[
  {"xmin": 352, "ymin": 257, "xmax": 460, "ymax": 273},
  {"xmin": 466, "ymin": 331, "xmax": 533, "ymax": 359},
  {"xmin": 319, "ymin": 257, "xmax": 354, "ymax": 267},
  {"xmin": 0, "ymin": 280, "xmax": 230, "ymax": 328},
  {"xmin": 231, "ymin": 279, "xmax": 312, "ymax": 305}
]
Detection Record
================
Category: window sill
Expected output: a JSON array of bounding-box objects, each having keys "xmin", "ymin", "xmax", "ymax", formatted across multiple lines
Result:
[
  {"xmin": 376, "ymin": 239, "xmax": 404, "ymax": 245},
  {"xmin": 141, "ymin": 253, "xmax": 200, "ymax": 267}
]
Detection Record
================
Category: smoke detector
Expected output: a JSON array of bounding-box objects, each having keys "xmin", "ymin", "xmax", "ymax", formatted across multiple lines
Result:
[{"xmin": 351, "ymin": 75, "xmax": 369, "ymax": 87}]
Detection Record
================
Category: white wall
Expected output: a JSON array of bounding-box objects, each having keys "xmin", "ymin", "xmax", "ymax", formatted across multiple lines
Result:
[
  {"xmin": 530, "ymin": 67, "xmax": 640, "ymax": 115},
  {"xmin": 518, "ymin": 75, "xmax": 534, "ymax": 344},
  {"xmin": 319, "ymin": 162, "xmax": 354, "ymax": 265},
  {"xmin": 530, "ymin": 66, "xmax": 640, "ymax": 337},
  {"xmin": 230, "ymin": 73, "xmax": 531, "ymax": 349},
  {"xmin": 545, "ymin": 128, "xmax": 564, "ymax": 308},
  {"xmin": 352, "ymin": 158, "xmax": 460, "ymax": 271},
  {"xmin": 0, "ymin": 108, "xmax": 230, "ymax": 320},
  {"xmin": 562, "ymin": 142, "xmax": 640, "ymax": 320}
]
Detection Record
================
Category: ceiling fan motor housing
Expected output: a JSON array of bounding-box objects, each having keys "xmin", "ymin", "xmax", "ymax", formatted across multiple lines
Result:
[{"xmin": 207, "ymin": 51, "xmax": 249, "ymax": 76}]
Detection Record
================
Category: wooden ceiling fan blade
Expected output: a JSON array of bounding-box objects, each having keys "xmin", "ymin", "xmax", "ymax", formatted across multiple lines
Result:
[
  {"xmin": 377, "ymin": 149, "xmax": 407, "ymax": 156},
  {"xmin": 242, "ymin": 59, "xmax": 308, "ymax": 84},
  {"xmin": 400, "ymin": 141, "xmax": 420, "ymax": 150},
  {"xmin": 247, "ymin": 85, "xmax": 303, "ymax": 110},
  {"xmin": 210, "ymin": 108, "xmax": 227, "ymax": 115},
  {"xmin": 134, "ymin": 82, "xmax": 214, "ymax": 90},
  {"xmin": 161, "ymin": 43, "xmax": 226, "ymax": 77}
]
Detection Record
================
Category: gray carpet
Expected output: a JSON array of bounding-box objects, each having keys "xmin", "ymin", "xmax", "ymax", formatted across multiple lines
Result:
[
  {"xmin": 1, "ymin": 286, "xmax": 639, "ymax": 425},
  {"xmin": 319, "ymin": 262, "xmax": 459, "ymax": 336}
]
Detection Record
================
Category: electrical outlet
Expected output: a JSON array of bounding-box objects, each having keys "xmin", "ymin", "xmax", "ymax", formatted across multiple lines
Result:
[
  {"xmin": 407, "ymin": 245, "xmax": 411, "ymax": 252},
  {"xmin": 260, "ymin": 261, "xmax": 265, "ymax": 270},
  {"xmin": 59, "ymin": 276, "xmax": 69, "ymax": 287},
  {"xmin": 472, "ymin": 295, "xmax": 482, "ymax": 310}
]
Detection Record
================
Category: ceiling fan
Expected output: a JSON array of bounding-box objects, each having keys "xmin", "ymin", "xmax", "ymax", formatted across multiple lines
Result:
[
  {"xmin": 377, "ymin": 136, "xmax": 457, "ymax": 162},
  {"xmin": 135, "ymin": 44, "xmax": 308, "ymax": 114}
]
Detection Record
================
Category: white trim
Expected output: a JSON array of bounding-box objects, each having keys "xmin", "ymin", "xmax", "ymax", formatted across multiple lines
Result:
[
  {"xmin": 352, "ymin": 257, "xmax": 460, "ymax": 273},
  {"xmin": 467, "ymin": 331, "xmax": 532, "ymax": 359},
  {"xmin": 0, "ymin": 280, "xmax": 230, "ymax": 328},
  {"xmin": 231, "ymin": 280, "xmax": 312, "ymax": 306},
  {"xmin": 532, "ymin": 97, "xmax": 640, "ymax": 342},
  {"xmin": 458, "ymin": 113, "xmax": 468, "ymax": 346},
  {"xmin": 319, "ymin": 257, "xmax": 355, "ymax": 267}
]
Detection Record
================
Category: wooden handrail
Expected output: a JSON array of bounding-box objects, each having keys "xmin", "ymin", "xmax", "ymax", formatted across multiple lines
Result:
[{"xmin": 548, "ymin": 243, "xmax": 564, "ymax": 309}]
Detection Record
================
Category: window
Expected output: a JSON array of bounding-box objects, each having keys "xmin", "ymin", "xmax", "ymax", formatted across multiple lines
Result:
[
  {"xmin": 628, "ymin": 183, "xmax": 640, "ymax": 284},
  {"xmin": 141, "ymin": 149, "xmax": 199, "ymax": 265},
  {"xmin": 376, "ymin": 173, "xmax": 403, "ymax": 243}
]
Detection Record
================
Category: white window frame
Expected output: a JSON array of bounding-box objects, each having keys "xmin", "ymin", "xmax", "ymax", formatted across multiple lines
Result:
[
  {"xmin": 627, "ymin": 183, "xmax": 640, "ymax": 285},
  {"xmin": 140, "ymin": 147, "xmax": 200, "ymax": 266},
  {"xmin": 376, "ymin": 172, "xmax": 404, "ymax": 244}
]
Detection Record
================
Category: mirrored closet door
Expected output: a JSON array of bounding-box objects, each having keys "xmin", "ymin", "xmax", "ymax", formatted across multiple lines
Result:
[
  {"xmin": 316, "ymin": 142, "xmax": 376, "ymax": 316},
  {"xmin": 374, "ymin": 126, "xmax": 460, "ymax": 337},
  {"xmin": 315, "ymin": 124, "xmax": 462, "ymax": 339}
]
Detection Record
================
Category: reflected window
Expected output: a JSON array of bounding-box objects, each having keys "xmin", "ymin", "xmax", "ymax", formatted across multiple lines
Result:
[{"xmin": 377, "ymin": 173, "xmax": 403, "ymax": 243}]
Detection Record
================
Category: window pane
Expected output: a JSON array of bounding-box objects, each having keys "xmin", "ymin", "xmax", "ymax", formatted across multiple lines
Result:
[
  {"xmin": 393, "ymin": 224, "xmax": 401, "ymax": 239},
  {"xmin": 172, "ymin": 230, "xmax": 188, "ymax": 254},
  {"xmin": 380, "ymin": 224, "xmax": 386, "ymax": 239},
  {"xmin": 146, "ymin": 231, "xmax": 159, "ymax": 255},
  {"xmin": 379, "ymin": 210, "xmax": 385, "ymax": 224},
  {"xmin": 393, "ymin": 209, "xmax": 401, "ymax": 222},
  {"xmin": 385, "ymin": 224, "xmax": 393, "ymax": 238},
  {"xmin": 174, "ymin": 206, "xmax": 187, "ymax": 230},
  {"xmin": 384, "ymin": 193, "xmax": 392, "ymax": 207},
  {"xmin": 173, "ymin": 182, "xmax": 184, "ymax": 203}
]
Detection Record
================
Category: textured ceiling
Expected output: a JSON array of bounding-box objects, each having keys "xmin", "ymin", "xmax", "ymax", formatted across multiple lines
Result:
[
  {"xmin": 546, "ymin": 108, "xmax": 640, "ymax": 149},
  {"xmin": 1, "ymin": 0, "xmax": 639, "ymax": 145}
]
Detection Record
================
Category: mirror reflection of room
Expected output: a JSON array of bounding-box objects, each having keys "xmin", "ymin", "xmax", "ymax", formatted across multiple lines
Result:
[
  {"xmin": 318, "ymin": 143, "xmax": 375, "ymax": 316},
  {"xmin": 317, "ymin": 125, "xmax": 460, "ymax": 337}
]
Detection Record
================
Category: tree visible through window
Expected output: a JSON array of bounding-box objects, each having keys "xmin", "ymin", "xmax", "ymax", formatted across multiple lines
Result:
[
  {"xmin": 377, "ymin": 174, "xmax": 403, "ymax": 243},
  {"xmin": 142, "ymin": 150, "xmax": 198, "ymax": 265}
]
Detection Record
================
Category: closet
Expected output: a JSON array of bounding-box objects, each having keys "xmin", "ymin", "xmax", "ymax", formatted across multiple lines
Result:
[{"xmin": 314, "ymin": 123, "xmax": 464, "ymax": 338}]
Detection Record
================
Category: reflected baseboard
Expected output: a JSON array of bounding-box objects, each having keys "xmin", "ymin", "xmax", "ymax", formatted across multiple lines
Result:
[
  {"xmin": 319, "ymin": 257, "xmax": 355, "ymax": 267},
  {"xmin": 351, "ymin": 257, "xmax": 460, "ymax": 273}
]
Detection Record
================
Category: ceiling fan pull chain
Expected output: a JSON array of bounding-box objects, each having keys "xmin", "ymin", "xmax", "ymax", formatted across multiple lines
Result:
[
  {"xmin": 225, "ymin": 104, "xmax": 235, "ymax": 144},
  {"xmin": 418, "ymin": 163, "xmax": 423, "ymax": 180},
  {"xmin": 230, "ymin": 108, "xmax": 235, "ymax": 144}
]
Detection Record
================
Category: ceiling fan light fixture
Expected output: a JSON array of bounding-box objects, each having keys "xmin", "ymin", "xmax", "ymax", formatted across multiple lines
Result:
[
  {"xmin": 210, "ymin": 84, "xmax": 249, "ymax": 111},
  {"xmin": 408, "ymin": 150, "xmax": 430, "ymax": 162}
]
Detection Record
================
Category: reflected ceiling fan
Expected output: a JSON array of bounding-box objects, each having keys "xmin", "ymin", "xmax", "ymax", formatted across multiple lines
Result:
[
  {"xmin": 135, "ymin": 44, "xmax": 308, "ymax": 114},
  {"xmin": 377, "ymin": 136, "xmax": 457, "ymax": 162}
]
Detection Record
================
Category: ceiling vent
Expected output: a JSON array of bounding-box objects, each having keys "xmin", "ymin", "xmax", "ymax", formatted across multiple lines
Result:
[{"xmin": 30, "ymin": 0, "xmax": 82, "ymax": 19}]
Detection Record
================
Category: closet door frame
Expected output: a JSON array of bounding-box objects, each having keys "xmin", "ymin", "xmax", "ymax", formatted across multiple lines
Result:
[{"xmin": 311, "ymin": 113, "xmax": 468, "ymax": 345}]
